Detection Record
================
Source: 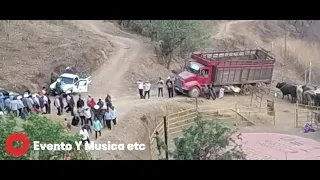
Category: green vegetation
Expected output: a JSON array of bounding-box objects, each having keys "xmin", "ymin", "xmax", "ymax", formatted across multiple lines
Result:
[
  {"xmin": 155, "ymin": 117, "xmax": 246, "ymax": 160},
  {"xmin": 0, "ymin": 115, "xmax": 91, "ymax": 160},
  {"xmin": 117, "ymin": 20, "xmax": 211, "ymax": 68}
]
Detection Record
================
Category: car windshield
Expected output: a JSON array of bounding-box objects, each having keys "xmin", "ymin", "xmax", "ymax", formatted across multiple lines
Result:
[
  {"xmin": 59, "ymin": 76, "xmax": 74, "ymax": 84},
  {"xmin": 186, "ymin": 62, "xmax": 200, "ymax": 74}
]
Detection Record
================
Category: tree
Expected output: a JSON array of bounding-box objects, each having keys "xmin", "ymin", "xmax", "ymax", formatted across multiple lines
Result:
[
  {"xmin": 172, "ymin": 120, "xmax": 246, "ymax": 160},
  {"xmin": 115, "ymin": 20, "xmax": 210, "ymax": 69},
  {"xmin": 0, "ymin": 115, "xmax": 92, "ymax": 160}
]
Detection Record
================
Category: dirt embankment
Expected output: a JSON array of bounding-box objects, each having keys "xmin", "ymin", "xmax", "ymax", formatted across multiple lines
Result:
[
  {"xmin": 0, "ymin": 20, "xmax": 115, "ymax": 92},
  {"xmin": 208, "ymin": 20, "xmax": 320, "ymax": 85}
]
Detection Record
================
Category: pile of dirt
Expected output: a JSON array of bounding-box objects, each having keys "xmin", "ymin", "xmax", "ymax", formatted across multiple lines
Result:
[{"xmin": 0, "ymin": 20, "xmax": 114, "ymax": 92}]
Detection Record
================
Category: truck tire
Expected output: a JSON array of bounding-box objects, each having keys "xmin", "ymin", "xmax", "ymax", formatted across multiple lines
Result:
[
  {"xmin": 188, "ymin": 87, "xmax": 200, "ymax": 98},
  {"xmin": 174, "ymin": 89, "xmax": 183, "ymax": 95},
  {"xmin": 241, "ymin": 84, "xmax": 252, "ymax": 95}
]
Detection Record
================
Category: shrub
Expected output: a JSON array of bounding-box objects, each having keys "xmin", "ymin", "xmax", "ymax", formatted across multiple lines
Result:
[{"xmin": 0, "ymin": 115, "xmax": 91, "ymax": 160}]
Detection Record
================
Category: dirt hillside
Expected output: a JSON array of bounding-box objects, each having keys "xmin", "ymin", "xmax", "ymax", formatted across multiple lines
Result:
[
  {"xmin": 0, "ymin": 20, "xmax": 114, "ymax": 92},
  {"xmin": 2, "ymin": 20, "xmax": 320, "ymax": 160}
]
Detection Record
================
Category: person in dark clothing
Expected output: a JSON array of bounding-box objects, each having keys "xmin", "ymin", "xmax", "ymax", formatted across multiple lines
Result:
[
  {"xmin": 97, "ymin": 99, "xmax": 104, "ymax": 109},
  {"xmin": 209, "ymin": 83, "xmax": 217, "ymax": 100},
  {"xmin": 55, "ymin": 79, "xmax": 62, "ymax": 95},
  {"xmin": 166, "ymin": 77, "xmax": 174, "ymax": 98},
  {"xmin": 45, "ymin": 95, "xmax": 51, "ymax": 114},
  {"xmin": 69, "ymin": 95, "xmax": 75, "ymax": 116},
  {"xmin": 83, "ymin": 123, "xmax": 92, "ymax": 134},
  {"xmin": 77, "ymin": 95, "xmax": 84, "ymax": 108},
  {"xmin": 58, "ymin": 95, "xmax": 64, "ymax": 115},
  {"xmin": 71, "ymin": 115, "xmax": 80, "ymax": 126},
  {"xmin": 105, "ymin": 94, "xmax": 112, "ymax": 109},
  {"xmin": 157, "ymin": 77, "xmax": 164, "ymax": 97},
  {"xmin": 202, "ymin": 85, "xmax": 211, "ymax": 99},
  {"xmin": 50, "ymin": 73, "xmax": 56, "ymax": 84}
]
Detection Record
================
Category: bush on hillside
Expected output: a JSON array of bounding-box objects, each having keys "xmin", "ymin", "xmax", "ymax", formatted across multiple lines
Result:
[
  {"xmin": 172, "ymin": 119, "xmax": 246, "ymax": 160},
  {"xmin": 116, "ymin": 20, "xmax": 210, "ymax": 69},
  {"xmin": 0, "ymin": 115, "xmax": 91, "ymax": 160}
]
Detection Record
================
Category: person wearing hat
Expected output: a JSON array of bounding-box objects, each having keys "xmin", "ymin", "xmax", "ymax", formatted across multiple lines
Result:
[
  {"xmin": 82, "ymin": 104, "xmax": 93, "ymax": 126},
  {"xmin": 93, "ymin": 104, "xmax": 99, "ymax": 121},
  {"xmin": 144, "ymin": 80, "xmax": 151, "ymax": 99},
  {"xmin": 166, "ymin": 76, "xmax": 174, "ymax": 98},
  {"xmin": 22, "ymin": 93, "xmax": 32, "ymax": 114},
  {"xmin": 17, "ymin": 95, "xmax": 26, "ymax": 119},
  {"xmin": 137, "ymin": 80, "xmax": 144, "ymax": 99}
]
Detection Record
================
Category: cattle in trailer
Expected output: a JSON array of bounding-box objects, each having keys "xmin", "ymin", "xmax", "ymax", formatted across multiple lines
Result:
[
  {"xmin": 303, "ymin": 90, "xmax": 316, "ymax": 106},
  {"xmin": 302, "ymin": 85, "xmax": 316, "ymax": 92},
  {"xmin": 296, "ymin": 85, "xmax": 303, "ymax": 104},
  {"xmin": 276, "ymin": 82, "xmax": 297, "ymax": 103},
  {"xmin": 313, "ymin": 88, "xmax": 320, "ymax": 106}
]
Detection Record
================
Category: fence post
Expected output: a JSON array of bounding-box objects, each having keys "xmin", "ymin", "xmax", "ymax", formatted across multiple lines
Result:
[
  {"xmin": 273, "ymin": 100, "xmax": 276, "ymax": 126},
  {"xmin": 147, "ymin": 127, "xmax": 153, "ymax": 160},
  {"xmin": 195, "ymin": 98, "xmax": 198, "ymax": 112},
  {"xmin": 163, "ymin": 116, "xmax": 169, "ymax": 160},
  {"xmin": 295, "ymin": 100, "xmax": 298, "ymax": 127}
]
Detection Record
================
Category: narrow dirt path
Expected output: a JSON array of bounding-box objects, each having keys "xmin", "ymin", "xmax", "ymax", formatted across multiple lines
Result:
[
  {"xmin": 73, "ymin": 20, "xmax": 165, "ymax": 159},
  {"xmin": 214, "ymin": 20, "xmax": 257, "ymax": 39}
]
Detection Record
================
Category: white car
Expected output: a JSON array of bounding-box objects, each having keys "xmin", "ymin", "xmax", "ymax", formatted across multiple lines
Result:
[{"xmin": 49, "ymin": 73, "xmax": 92, "ymax": 94}]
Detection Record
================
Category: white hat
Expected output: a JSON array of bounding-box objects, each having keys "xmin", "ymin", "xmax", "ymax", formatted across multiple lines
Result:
[
  {"xmin": 94, "ymin": 105, "xmax": 99, "ymax": 110},
  {"xmin": 9, "ymin": 92, "xmax": 13, "ymax": 96},
  {"xmin": 57, "ymin": 78, "xmax": 61, "ymax": 82},
  {"xmin": 66, "ymin": 66, "xmax": 71, "ymax": 69},
  {"xmin": 32, "ymin": 94, "xmax": 36, "ymax": 98},
  {"xmin": 102, "ymin": 105, "xmax": 108, "ymax": 109},
  {"xmin": 17, "ymin": 96, "xmax": 22, "ymax": 100},
  {"xmin": 66, "ymin": 90, "xmax": 71, "ymax": 94},
  {"xmin": 23, "ymin": 94, "xmax": 29, "ymax": 98},
  {"xmin": 88, "ymin": 94, "xmax": 91, "ymax": 97},
  {"xmin": 167, "ymin": 76, "xmax": 171, "ymax": 79}
]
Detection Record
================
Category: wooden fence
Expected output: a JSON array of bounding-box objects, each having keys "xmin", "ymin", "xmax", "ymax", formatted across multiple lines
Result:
[
  {"xmin": 148, "ymin": 97, "xmax": 276, "ymax": 160},
  {"xmin": 295, "ymin": 102, "xmax": 320, "ymax": 128}
]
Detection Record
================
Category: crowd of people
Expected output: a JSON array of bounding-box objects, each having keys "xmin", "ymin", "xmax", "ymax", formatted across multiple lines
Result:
[
  {"xmin": 0, "ymin": 87, "xmax": 51, "ymax": 119},
  {"xmin": 73, "ymin": 93, "xmax": 118, "ymax": 143},
  {"xmin": 137, "ymin": 76, "xmax": 174, "ymax": 99}
]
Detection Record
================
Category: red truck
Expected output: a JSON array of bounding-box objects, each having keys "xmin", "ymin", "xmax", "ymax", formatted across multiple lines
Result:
[{"xmin": 174, "ymin": 48, "xmax": 275, "ymax": 98}]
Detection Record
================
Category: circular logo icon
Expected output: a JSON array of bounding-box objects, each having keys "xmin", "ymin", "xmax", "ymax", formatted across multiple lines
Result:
[{"xmin": 6, "ymin": 133, "xmax": 30, "ymax": 157}]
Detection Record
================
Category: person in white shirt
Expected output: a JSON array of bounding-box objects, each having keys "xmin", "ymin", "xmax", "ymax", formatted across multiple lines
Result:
[
  {"xmin": 137, "ymin": 80, "xmax": 144, "ymax": 99},
  {"xmin": 157, "ymin": 77, "xmax": 164, "ymax": 97},
  {"xmin": 79, "ymin": 126, "xmax": 90, "ymax": 146},
  {"xmin": 144, "ymin": 80, "xmax": 151, "ymax": 99}
]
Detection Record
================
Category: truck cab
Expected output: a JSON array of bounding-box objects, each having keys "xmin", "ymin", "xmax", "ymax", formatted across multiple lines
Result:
[
  {"xmin": 174, "ymin": 61, "xmax": 212, "ymax": 98},
  {"xmin": 49, "ymin": 73, "xmax": 92, "ymax": 95},
  {"xmin": 174, "ymin": 48, "xmax": 275, "ymax": 98}
]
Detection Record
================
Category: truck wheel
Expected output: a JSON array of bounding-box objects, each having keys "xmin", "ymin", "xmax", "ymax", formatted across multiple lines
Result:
[
  {"xmin": 188, "ymin": 87, "xmax": 200, "ymax": 98},
  {"xmin": 174, "ymin": 89, "xmax": 182, "ymax": 95},
  {"xmin": 241, "ymin": 84, "xmax": 252, "ymax": 95}
]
